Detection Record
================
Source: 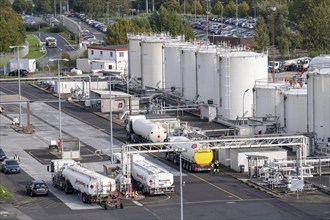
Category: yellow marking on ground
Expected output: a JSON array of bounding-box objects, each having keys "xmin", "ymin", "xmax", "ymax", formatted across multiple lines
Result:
[{"xmin": 190, "ymin": 173, "xmax": 243, "ymax": 200}]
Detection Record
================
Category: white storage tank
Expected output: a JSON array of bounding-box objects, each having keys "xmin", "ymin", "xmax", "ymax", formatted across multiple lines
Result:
[
  {"xmin": 163, "ymin": 42, "xmax": 191, "ymax": 94},
  {"xmin": 253, "ymin": 80, "xmax": 284, "ymax": 118},
  {"xmin": 128, "ymin": 37, "xmax": 142, "ymax": 80},
  {"xmin": 141, "ymin": 40, "xmax": 164, "ymax": 89},
  {"xmin": 196, "ymin": 47, "xmax": 219, "ymax": 105},
  {"xmin": 279, "ymin": 86, "xmax": 307, "ymax": 133},
  {"xmin": 181, "ymin": 46, "xmax": 198, "ymax": 101},
  {"xmin": 307, "ymin": 55, "xmax": 330, "ymax": 150},
  {"xmin": 218, "ymin": 52, "xmax": 268, "ymax": 120}
]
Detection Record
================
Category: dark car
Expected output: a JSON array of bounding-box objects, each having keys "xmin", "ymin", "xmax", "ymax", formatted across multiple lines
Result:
[
  {"xmin": 1, "ymin": 159, "xmax": 21, "ymax": 174},
  {"xmin": 8, "ymin": 69, "xmax": 29, "ymax": 77},
  {"xmin": 26, "ymin": 180, "xmax": 49, "ymax": 197},
  {"xmin": 0, "ymin": 148, "xmax": 7, "ymax": 161}
]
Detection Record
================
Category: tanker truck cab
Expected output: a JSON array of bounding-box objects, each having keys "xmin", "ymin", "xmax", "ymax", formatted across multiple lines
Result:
[{"xmin": 166, "ymin": 136, "xmax": 213, "ymax": 172}]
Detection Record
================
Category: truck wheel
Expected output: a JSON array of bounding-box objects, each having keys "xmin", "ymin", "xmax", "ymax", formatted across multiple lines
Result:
[
  {"xmin": 82, "ymin": 193, "xmax": 87, "ymax": 203},
  {"xmin": 64, "ymin": 184, "xmax": 69, "ymax": 194}
]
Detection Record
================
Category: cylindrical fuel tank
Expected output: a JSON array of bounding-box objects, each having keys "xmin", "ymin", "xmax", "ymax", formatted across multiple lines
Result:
[
  {"xmin": 132, "ymin": 118, "xmax": 167, "ymax": 142},
  {"xmin": 62, "ymin": 164, "xmax": 116, "ymax": 196}
]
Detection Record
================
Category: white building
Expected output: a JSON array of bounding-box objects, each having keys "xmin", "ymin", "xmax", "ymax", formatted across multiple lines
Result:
[
  {"xmin": 77, "ymin": 45, "xmax": 128, "ymax": 74},
  {"xmin": 89, "ymin": 90, "xmax": 139, "ymax": 113},
  {"xmin": 10, "ymin": 58, "xmax": 36, "ymax": 72}
]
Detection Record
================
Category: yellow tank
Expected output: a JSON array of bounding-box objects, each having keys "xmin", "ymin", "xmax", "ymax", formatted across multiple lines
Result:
[{"xmin": 194, "ymin": 149, "xmax": 214, "ymax": 166}]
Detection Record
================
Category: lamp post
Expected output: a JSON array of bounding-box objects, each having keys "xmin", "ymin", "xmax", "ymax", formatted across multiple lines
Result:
[
  {"xmin": 242, "ymin": 88, "xmax": 249, "ymax": 122},
  {"xmin": 109, "ymin": 76, "xmax": 114, "ymax": 164},
  {"xmin": 206, "ymin": 1, "xmax": 210, "ymax": 41},
  {"xmin": 270, "ymin": 7, "xmax": 277, "ymax": 83},
  {"xmin": 9, "ymin": 45, "xmax": 26, "ymax": 127},
  {"xmin": 176, "ymin": 148, "xmax": 187, "ymax": 220},
  {"xmin": 49, "ymin": 58, "xmax": 69, "ymax": 141}
]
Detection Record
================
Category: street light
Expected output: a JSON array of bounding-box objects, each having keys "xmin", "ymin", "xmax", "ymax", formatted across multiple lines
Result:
[
  {"xmin": 175, "ymin": 148, "xmax": 187, "ymax": 220},
  {"xmin": 242, "ymin": 88, "xmax": 249, "ymax": 122},
  {"xmin": 49, "ymin": 58, "xmax": 69, "ymax": 142},
  {"xmin": 206, "ymin": 0, "xmax": 210, "ymax": 41},
  {"xmin": 108, "ymin": 76, "xmax": 114, "ymax": 164},
  {"xmin": 9, "ymin": 45, "xmax": 26, "ymax": 127},
  {"xmin": 270, "ymin": 6, "xmax": 277, "ymax": 83}
]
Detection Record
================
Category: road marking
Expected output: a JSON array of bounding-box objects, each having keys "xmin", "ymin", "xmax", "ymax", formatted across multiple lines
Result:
[
  {"xmin": 142, "ymin": 194, "xmax": 171, "ymax": 205},
  {"xmin": 190, "ymin": 173, "xmax": 243, "ymax": 200},
  {"xmin": 132, "ymin": 200, "xmax": 143, "ymax": 207}
]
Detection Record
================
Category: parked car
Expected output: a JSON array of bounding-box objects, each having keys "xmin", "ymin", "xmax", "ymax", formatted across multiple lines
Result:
[
  {"xmin": 26, "ymin": 180, "xmax": 49, "ymax": 197},
  {"xmin": 8, "ymin": 69, "xmax": 29, "ymax": 77},
  {"xmin": 0, "ymin": 148, "xmax": 7, "ymax": 161},
  {"xmin": 1, "ymin": 159, "xmax": 21, "ymax": 174}
]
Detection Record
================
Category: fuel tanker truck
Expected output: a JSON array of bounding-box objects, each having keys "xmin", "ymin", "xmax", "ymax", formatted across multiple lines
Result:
[
  {"xmin": 48, "ymin": 159, "xmax": 123, "ymax": 209},
  {"xmin": 126, "ymin": 115, "xmax": 168, "ymax": 143},
  {"xmin": 165, "ymin": 136, "xmax": 214, "ymax": 172},
  {"xmin": 114, "ymin": 153, "xmax": 175, "ymax": 195}
]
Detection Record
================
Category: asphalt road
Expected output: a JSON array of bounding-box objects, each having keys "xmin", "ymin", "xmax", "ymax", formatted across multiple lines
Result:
[
  {"xmin": 69, "ymin": 17, "xmax": 106, "ymax": 41},
  {"xmin": 34, "ymin": 32, "xmax": 75, "ymax": 67},
  {"xmin": 0, "ymin": 81, "xmax": 329, "ymax": 220}
]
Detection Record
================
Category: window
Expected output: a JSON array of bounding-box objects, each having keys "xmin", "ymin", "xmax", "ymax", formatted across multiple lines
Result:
[
  {"xmin": 100, "ymin": 51, "xmax": 103, "ymax": 55},
  {"xmin": 110, "ymin": 52, "xmax": 113, "ymax": 57},
  {"xmin": 91, "ymin": 50, "xmax": 94, "ymax": 55},
  {"xmin": 109, "ymin": 65, "xmax": 113, "ymax": 69},
  {"xmin": 119, "ymin": 52, "xmax": 124, "ymax": 57}
]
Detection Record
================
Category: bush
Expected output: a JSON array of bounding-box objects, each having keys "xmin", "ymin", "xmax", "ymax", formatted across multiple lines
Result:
[
  {"xmin": 25, "ymin": 24, "xmax": 40, "ymax": 32},
  {"xmin": 25, "ymin": 23, "xmax": 49, "ymax": 32},
  {"xmin": 50, "ymin": 25, "xmax": 66, "ymax": 33}
]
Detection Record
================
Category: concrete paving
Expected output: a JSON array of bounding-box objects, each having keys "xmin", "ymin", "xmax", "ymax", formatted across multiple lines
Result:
[{"xmin": 0, "ymin": 102, "xmax": 185, "ymax": 212}]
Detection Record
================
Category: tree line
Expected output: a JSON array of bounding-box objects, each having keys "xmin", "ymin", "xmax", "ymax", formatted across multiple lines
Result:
[{"xmin": 2, "ymin": 0, "xmax": 329, "ymax": 57}]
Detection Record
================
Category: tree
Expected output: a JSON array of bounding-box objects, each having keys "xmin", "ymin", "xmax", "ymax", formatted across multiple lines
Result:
[
  {"xmin": 0, "ymin": 0, "xmax": 11, "ymax": 8},
  {"xmin": 180, "ymin": 0, "xmax": 192, "ymax": 14},
  {"xmin": 293, "ymin": 1, "xmax": 330, "ymax": 56},
  {"xmin": 0, "ymin": 5, "xmax": 26, "ymax": 53},
  {"xmin": 131, "ymin": 17, "xmax": 152, "ymax": 33},
  {"xmin": 162, "ymin": 0, "xmax": 180, "ymax": 12},
  {"xmin": 191, "ymin": 0, "xmax": 203, "ymax": 15},
  {"xmin": 238, "ymin": 1, "xmax": 250, "ymax": 18},
  {"xmin": 183, "ymin": 20, "xmax": 195, "ymax": 41},
  {"xmin": 253, "ymin": 16, "xmax": 269, "ymax": 51},
  {"xmin": 224, "ymin": 0, "xmax": 236, "ymax": 17},
  {"xmin": 105, "ymin": 19, "xmax": 135, "ymax": 45},
  {"xmin": 211, "ymin": 1, "xmax": 224, "ymax": 16},
  {"xmin": 13, "ymin": 0, "xmax": 31, "ymax": 14},
  {"xmin": 34, "ymin": 0, "xmax": 52, "ymax": 14}
]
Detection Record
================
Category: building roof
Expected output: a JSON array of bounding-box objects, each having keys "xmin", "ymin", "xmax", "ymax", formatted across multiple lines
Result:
[{"xmin": 87, "ymin": 45, "xmax": 128, "ymax": 52}]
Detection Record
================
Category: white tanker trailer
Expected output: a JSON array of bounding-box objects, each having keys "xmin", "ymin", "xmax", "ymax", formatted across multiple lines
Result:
[
  {"xmin": 126, "ymin": 115, "xmax": 168, "ymax": 143},
  {"xmin": 115, "ymin": 154, "xmax": 175, "ymax": 195},
  {"xmin": 165, "ymin": 136, "xmax": 214, "ymax": 172},
  {"xmin": 49, "ymin": 159, "xmax": 123, "ymax": 209},
  {"xmin": 132, "ymin": 154, "xmax": 175, "ymax": 195}
]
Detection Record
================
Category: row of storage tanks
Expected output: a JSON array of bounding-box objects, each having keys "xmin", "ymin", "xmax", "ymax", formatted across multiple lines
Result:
[
  {"xmin": 128, "ymin": 34, "xmax": 267, "ymax": 121},
  {"xmin": 128, "ymin": 34, "xmax": 329, "ymax": 151},
  {"xmin": 255, "ymin": 55, "xmax": 330, "ymax": 150}
]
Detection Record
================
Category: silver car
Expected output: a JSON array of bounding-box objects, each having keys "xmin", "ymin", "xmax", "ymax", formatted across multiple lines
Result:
[{"xmin": 1, "ymin": 159, "xmax": 21, "ymax": 174}]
